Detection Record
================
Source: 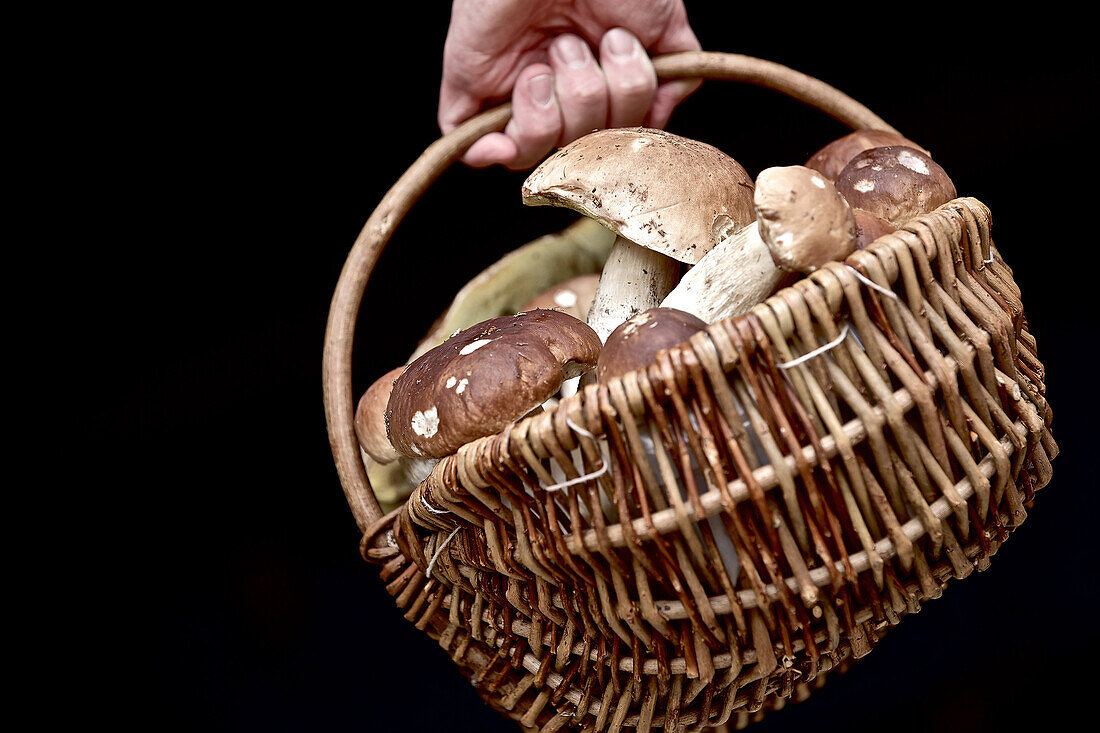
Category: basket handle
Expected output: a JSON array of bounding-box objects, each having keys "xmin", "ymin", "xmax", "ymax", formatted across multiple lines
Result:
[{"xmin": 323, "ymin": 51, "xmax": 898, "ymax": 535}]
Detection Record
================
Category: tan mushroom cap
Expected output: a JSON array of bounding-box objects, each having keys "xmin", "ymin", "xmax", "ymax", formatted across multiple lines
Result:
[
  {"xmin": 806, "ymin": 129, "xmax": 929, "ymax": 181},
  {"xmin": 598, "ymin": 307, "xmax": 707, "ymax": 382},
  {"xmin": 754, "ymin": 165, "xmax": 858, "ymax": 273},
  {"xmin": 355, "ymin": 365, "xmax": 405, "ymax": 464},
  {"xmin": 519, "ymin": 273, "xmax": 600, "ymax": 320},
  {"xmin": 835, "ymin": 146, "xmax": 957, "ymax": 227},
  {"xmin": 386, "ymin": 310, "xmax": 602, "ymax": 459},
  {"xmin": 521, "ymin": 128, "xmax": 756, "ymax": 265}
]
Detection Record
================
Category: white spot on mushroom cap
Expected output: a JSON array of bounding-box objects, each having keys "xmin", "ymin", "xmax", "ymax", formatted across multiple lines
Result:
[
  {"xmin": 411, "ymin": 407, "xmax": 439, "ymax": 438},
  {"xmin": 445, "ymin": 376, "xmax": 470, "ymax": 394},
  {"xmin": 810, "ymin": 176, "xmax": 826, "ymax": 189},
  {"xmin": 774, "ymin": 231, "xmax": 794, "ymax": 248},
  {"xmin": 897, "ymin": 149, "xmax": 930, "ymax": 175},
  {"xmin": 854, "ymin": 179, "xmax": 875, "ymax": 193},
  {"xmin": 621, "ymin": 309, "xmax": 654, "ymax": 336},
  {"xmin": 459, "ymin": 338, "xmax": 493, "ymax": 355},
  {"xmin": 632, "ymin": 137, "xmax": 650, "ymax": 151},
  {"xmin": 553, "ymin": 289, "xmax": 578, "ymax": 308}
]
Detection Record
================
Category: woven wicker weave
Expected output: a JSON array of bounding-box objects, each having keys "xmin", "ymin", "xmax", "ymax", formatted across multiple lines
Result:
[{"xmin": 322, "ymin": 53, "xmax": 1057, "ymax": 732}]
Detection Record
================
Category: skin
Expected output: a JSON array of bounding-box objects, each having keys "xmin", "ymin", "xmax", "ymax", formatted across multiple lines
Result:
[{"xmin": 439, "ymin": 0, "xmax": 701, "ymax": 169}]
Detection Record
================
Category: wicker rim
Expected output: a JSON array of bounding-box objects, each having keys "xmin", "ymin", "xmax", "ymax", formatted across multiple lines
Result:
[{"xmin": 322, "ymin": 52, "xmax": 901, "ymax": 535}]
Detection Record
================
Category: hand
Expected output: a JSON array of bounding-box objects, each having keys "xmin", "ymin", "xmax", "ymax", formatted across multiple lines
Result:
[{"xmin": 438, "ymin": 0, "xmax": 701, "ymax": 170}]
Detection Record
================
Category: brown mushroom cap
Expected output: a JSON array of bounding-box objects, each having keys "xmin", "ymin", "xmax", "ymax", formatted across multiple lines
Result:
[
  {"xmin": 355, "ymin": 366, "xmax": 405, "ymax": 464},
  {"xmin": 519, "ymin": 273, "xmax": 600, "ymax": 320},
  {"xmin": 805, "ymin": 129, "xmax": 929, "ymax": 180},
  {"xmin": 754, "ymin": 165, "xmax": 858, "ymax": 273},
  {"xmin": 835, "ymin": 146, "xmax": 957, "ymax": 227},
  {"xmin": 521, "ymin": 128, "xmax": 756, "ymax": 264},
  {"xmin": 386, "ymin": 309, "xmax": 602, "ymax": 459},
  {"xmin": 597, "ymin": 307, "xmax": 707, "ymax": 382},
  {"xmin": 852, "ymin": 208, "xmax": 897, "ymax": 249}
]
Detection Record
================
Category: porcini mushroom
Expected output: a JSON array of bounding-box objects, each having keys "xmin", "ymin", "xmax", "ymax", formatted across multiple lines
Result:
[
  {"xmin": 852, "ymin": 208, "xmax": 897, "ymax": 250},
  {"xmin": 661, "ymin": 165, "xmax": 857, "ymax": 322},
  {"xmin": 805, "ymin": 129, "xmax": 929, "ymax": 181},
  {"xmin": 519, "ymin": 273, "xmax": 600, "ymax": 321},
  {"xmin": 597, "ymin": 307, "xmax": 707, "ymax": 382},
  {"xmin": 597, "ymin": 306, "xmax": 740, "ymax": 585},
  {"xmin": 834, "ymin": 145, "xmax": 956, "ymax": 227},
  {"xmin": 355, "ymin": 366, "xmax": 405, "ymax": 464},
  {"xmin": 522, "ymin": 128, "xmax": 756, "ymax": 341},
  {"xmin": 356, "ymin": 366, "xmax": 439, "ymax": 503},
  {"xmin": 386, "ymin": 309, "xmax": 602, "ymax": 459}
]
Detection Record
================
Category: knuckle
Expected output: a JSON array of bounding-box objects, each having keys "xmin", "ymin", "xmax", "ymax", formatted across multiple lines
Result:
[
  {"xmin": 521, "ymin": 116, "xmax": 561, "ymax": 143},
  {"xmin": 612, "ymin": 75, "xmax": 656, "ymax": 100},
  {"xmin": 566, "ymin": 78, "xmax": 607, "ymax": 106}
]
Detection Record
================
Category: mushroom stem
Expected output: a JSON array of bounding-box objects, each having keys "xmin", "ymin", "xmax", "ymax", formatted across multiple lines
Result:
[
  {"xmin": 660, "ymin": 221, "xmax": 780, "ymax": 322},
  {"xmin": 587, "ymin": 236, "xmax": 680, "ymax": 342}
]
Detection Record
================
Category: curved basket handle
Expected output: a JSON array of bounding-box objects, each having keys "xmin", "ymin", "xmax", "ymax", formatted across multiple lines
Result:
[{"xmin": 323, "ymin": 51, "xmax": 898, "ymax": 535}]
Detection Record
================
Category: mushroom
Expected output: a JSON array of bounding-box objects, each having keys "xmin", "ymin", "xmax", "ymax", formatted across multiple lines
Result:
[
  {"xmin": 597, "ymin": 306, "xmax": 741, "ymax": 585},
  {"xmin": 355, "ymin": 366, "xmax": 405, "ymax": 464},
  {"xmin": 805, "ymin": 129, "xmax": 929, "ymax": 181},
  {"xmin": 356, "ymin": 366, "xmax": 443, "ymax": 501},
  {"xmin": 661, "ymin": 165, "xmax": 857, "ymax": 322},
  {"xmin": 521, "ymin": 128, "xmax": 756, "ymax": 341},
  {"xmin": 386, "ymin": 309, "xmax": 602, "ymax": 459},
  {"xmin": 834, "ymin": 145, "xmax": 957, "ymax": 227},
  {"xmin": 519, "ymin": 273, "xmax": 600, "ymax": 321},
  {"xmin": 597, "ymin": 307, "xmax": 707, "ymax": 382},
  {"xmin": 852, "ymin": 208, "xmax": 897, "ymax": 250}
]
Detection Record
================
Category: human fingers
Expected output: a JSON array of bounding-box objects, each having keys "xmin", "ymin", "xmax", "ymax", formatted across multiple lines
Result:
[
  {"xmin": 645, "ymin": 78, "xmax": 702, "ymax": 130},
  {"xmin": 501, "ymin": 63, "xmax": 563, "ymax": 171},
  {"xmin": 547, "ymin": 34, "xmax": 609, "ymax": 145},
  {"xmin": 644, "ymin": 11, "xmax": 703, "ymax": 130},
  {"xmin": 462, "ymin": 132, "xmax": 519, "ymax": 169},
  {"xmin": 598, "ymin": 28, "xmax": 657, "ymax": 129}
]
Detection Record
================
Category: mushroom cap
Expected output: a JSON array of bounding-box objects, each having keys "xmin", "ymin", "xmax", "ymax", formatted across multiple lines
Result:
[
  {"xmin": 355, "ymin": 365, "xmax": 405, "ymax": 464},
  {"xmin": 754, "ymin": 165, "xmax": 858, "ymax": 273},
  {"xmin": 521, "ymin": 128, "xmax": 755, "ymax": 265},
  {"xmin": 386, "ymin": 309, "xmax": 602, "ymax": 459},
  {"xmin": 852, "ymin": 208, "xmax": 897, "ymax": 249},
  {"xmin": 597, "ymin": 307, "xmax": 707, "ymax": 382},
  {"xmin": 805, "ymin": 129, "xmax": 929, "ymax": 180},
  {"xmin": 519, "ymin": 273, "xmax": 600, "ymax": 320},
  {"xmin": 835, "ymin": 146, "xmax": 957, "ymax": 227}
]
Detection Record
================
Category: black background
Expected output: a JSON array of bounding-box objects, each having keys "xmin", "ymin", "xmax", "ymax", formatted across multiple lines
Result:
[{"xmin": 100, "ymin": 6, "xmax": 1097, "ymax": 732}]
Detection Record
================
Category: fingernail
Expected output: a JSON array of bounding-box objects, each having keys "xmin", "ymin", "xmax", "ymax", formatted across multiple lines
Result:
[
  {"xmin": 555, "ymin": 35, "xmax": 590, "ymax": 68},
  {"xmin": 605, "ymin": 28, "xmax": 636, "ymax": 59},
  {"xmin": 529, "ymin": 74, "xmax": 554, "ymax": 107}
]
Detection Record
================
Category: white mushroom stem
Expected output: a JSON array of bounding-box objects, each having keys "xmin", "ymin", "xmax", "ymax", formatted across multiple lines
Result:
[
  {"xmin": 660, "ymin": 221, "xmax": 780, "ymax": 322},
  {"xmin": 587, "ymin": 236, "xmax": 680, "ymax": 342},
  {"xmin": 401, "ymin": 456, "xmax": 438, "ymax": 488}
]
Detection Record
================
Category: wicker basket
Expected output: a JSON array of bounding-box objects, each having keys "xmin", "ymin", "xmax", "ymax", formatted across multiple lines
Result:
[{"xmin": 322, "ymin": 52, "xmax": 1057, "ymax": 732}]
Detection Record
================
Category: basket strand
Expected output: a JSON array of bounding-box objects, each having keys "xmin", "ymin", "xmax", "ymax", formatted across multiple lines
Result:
[
  {"xmin": 540, "ymin": 417, "xmax": 610, "ymax": 492},
  {"xmin": 778, "ymin": 324, "xmax": 851, "ymax": 370},
  {"xmin": 846, "ymin": 265, "xmax": 899, "ymax": 300},
  {"xmin": 424, "ymin": 526, "xmax": 461, "ymax": 581}
]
